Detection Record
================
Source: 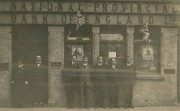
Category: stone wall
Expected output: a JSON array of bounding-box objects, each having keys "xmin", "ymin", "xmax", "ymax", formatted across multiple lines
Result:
[
  {"xmin": 133, "ymin": 75, "xmax": 177, "ymax": 106},
  {"xmin": 133, "ymin": 27, "xmax": 178, "ymax": 106},
  {"xmin": 0, "ymin": 26, "xmax": 11, "ymax": 106},
  {"xmin": 48, "ymin": 27, "xmax": 66, "ymax": 106}
]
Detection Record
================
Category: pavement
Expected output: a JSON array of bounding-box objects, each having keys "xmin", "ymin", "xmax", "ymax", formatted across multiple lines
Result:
[{"xmin": 0, "ymin": 106, "xmax": 180, "ymax": 111}]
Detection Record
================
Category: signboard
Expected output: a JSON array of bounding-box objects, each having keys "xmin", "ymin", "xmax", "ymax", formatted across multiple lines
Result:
[
  {"xmin": 100, "ymin": 34, "xmax": 124, "ymax": 41},
  {"xmin": 0, "ymin": 1, "xmax": 178, "ymax": 25},
  {"xmin": 51, "ymin": 62, "xmax": 61, "ymax": 68}
]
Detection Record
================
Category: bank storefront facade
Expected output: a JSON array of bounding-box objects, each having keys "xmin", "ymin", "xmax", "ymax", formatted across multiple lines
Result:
[{"xmin": 0, "ymin": 0, "xmax": 179, "ymax": 107}]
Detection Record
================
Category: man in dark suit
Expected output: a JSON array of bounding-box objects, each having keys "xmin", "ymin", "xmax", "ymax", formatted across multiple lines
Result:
[
  {"xmin": 79, "ymin": 56, "xmax": 92, "ymax": 107},
  {"xmin": 108, "ymin": 58, "xmax": 119, "ymax": 70},
  {"xmin": 125, "ymin": 56, "xmax": 134, "ymax": 108},
  {"xmin": 31, "ymin": 56, "xmax": 48, "ymax": 106},
  {"xmin": 93, "ymin": 56, "xmax": 106, "ymax": 107},
  {"xmin": 66, "ymin": 55, "xmax": 79, "ymax": 68},
  {"xmin": 94, "ymin": 56, "xmax": 106, "ymax": 69},
  {"xmin": 107, "ymin": 58, "xmax": 120, "ymax": 107},
  {"xmin": 65, "ymin": 55, "xmax": 81, "ymax": 108}
]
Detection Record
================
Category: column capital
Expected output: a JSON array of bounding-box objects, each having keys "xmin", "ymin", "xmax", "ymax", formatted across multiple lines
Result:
[
  {"xmin": 161, "ymin": 27, "xmax": 178, "ymax": 35},
  {"xmin": 92, "ymin": 26, "xmax": 100, "ymax": 34},
  {"xmin": 127, "ymin": 27, "xmax": 134, "ymax": 35},
  {"xmin": 48, "ymin": 27, "xmax": 64, "ymax": 34}
]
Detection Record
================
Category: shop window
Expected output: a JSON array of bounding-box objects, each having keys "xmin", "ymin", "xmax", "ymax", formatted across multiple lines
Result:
[
  {"xmin": 100, "ymin": 25, "xmax": 126, "ymax": 68},
  {"xmin": 64, "ymin": 24, "xmax": 92, "ymax": 68},
  {"xmin": 134, "ymin": 25, "xmax": 161, "ymax": 74}
]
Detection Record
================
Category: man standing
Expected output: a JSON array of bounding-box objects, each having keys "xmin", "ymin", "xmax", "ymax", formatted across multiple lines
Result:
[
  {"xmin": 65, "ymin": 55, "xmax": 81, "ymax": 108},
  {"xmin": 109, "ymin": 58, "xmax": 119, "ymax": 70},
  {"xmin": 95, "ymin": 56, "xmax": 106, "ymax": 69},
  {"xmin": 31, "ymin": 56, "xmax": 48, "ymax": 106},
  {"xmin": 79, "ymin": 56, "xmax": 92, "ymax": 107},
  {"xmin": 107, "ymin": 58, "xmax": 119, "ymax": 107},
  {"xmin": 93, "ymin": 56, "xmax": 106, "ymax": 107}
]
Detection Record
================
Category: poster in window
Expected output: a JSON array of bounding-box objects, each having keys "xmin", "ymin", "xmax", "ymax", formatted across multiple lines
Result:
[
  {"xmin": 142, "ymin": 46, "xmax": 153, "ymax": 60},
  {"xmin": 108, "ymin": 52, "xmax": 116, "ymax": 58},
  {"xmin": 72, "ymin": 45, "xmax": 84, "ymax": 61}
]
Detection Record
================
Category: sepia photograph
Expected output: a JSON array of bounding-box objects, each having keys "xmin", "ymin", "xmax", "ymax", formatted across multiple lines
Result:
[{"xmin": 0, "ymin": 0, "xmax": 180, "ymax": 111}]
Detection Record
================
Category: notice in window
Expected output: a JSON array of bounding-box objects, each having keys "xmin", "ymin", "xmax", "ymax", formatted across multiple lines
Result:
[
  {"xmin": 142, "ymin": 46, "xmax": 153, "ymax": 60},
  {"xmin": 108, "ymin": 52, "xmax": 116, "ymax": 58}
]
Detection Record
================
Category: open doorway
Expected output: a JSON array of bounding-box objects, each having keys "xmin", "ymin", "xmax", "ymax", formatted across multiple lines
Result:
[{"xmin": 11, "ymin": 25, "xmax": 48, "ymax": 107}]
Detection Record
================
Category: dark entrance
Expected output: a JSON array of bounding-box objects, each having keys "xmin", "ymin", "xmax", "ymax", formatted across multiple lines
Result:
[{"xmin": 11, "ymin": 25, "xmax": 48, "ymax": 107}]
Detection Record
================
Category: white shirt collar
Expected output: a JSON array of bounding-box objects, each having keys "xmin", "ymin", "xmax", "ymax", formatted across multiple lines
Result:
[{"xmin": 37, "ymin": 64, "xmax": 40, "ymax": 67}]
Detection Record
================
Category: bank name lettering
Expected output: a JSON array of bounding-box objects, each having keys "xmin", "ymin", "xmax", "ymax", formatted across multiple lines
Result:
[{"xmin": 0, "ymin": 1, "xmax": 177, "ymax": 25}]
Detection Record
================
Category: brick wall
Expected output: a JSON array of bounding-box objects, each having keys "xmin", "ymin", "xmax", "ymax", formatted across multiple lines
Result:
[
  {"xmin": 0, "ymin": 26, "xmax": 11, "ymax": 106},
  {"xmin": 162, "ymin": 28, "xmax": 177, "ymax": 71},
  {"xmin": 48, "ymin": 27, "xmax": 66, "ymax": 106},
  {"xmin": 133, "ymin": 75, "xmax": 177, "ymax": 106},
  {"xmin": 133, "ymin": 27, "xmax": 178, "ymax": 106}
]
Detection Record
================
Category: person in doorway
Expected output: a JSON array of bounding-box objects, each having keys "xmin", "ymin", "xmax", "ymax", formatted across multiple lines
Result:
[
  {"xmin": 11, "ymin": 60, "xmax": 26, "ymax": 107},
  {"xmin": 31, "ymin": 55, "xmax": 48, "ymax": 106}
]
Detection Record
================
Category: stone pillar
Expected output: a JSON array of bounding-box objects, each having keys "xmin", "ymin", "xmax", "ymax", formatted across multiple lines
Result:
[
  {"xmin": 0, "ymin": 26, "xmax": 11, "ymax": 106},
  {"xmin": 48, "ymin": 27, "xmax": 65, "ymax": 106},
  {"xmin": 160, "ymin": 33, "xmax": 164, "ymax": 74},
  {"xmin": 161, "ymin": 27, "xmax": 178, "ymax": 74},
  {"xmin": 92, "ymin": 27, "xmax": 100, "ymax": 65},
  {"xmin": 127, "ymin": 27, "xmax": 134, "ymax": 63}
]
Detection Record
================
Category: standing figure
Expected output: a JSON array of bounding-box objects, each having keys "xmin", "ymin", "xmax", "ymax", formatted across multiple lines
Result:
[
  {"xmin": 125, "ymin": 56, "xmax": 134, "ymax": 108},
  {"xmin": 11, "ymin": 60, "xmax": 26, "ymax": 107},
  {"xmin": 107, "ymin": 58, "xmax": 119, "ymax": 107},
  {"xmin": 95, "ymin": 56, "xmax": 106, "ymax": 69},
  {"xmin": 65, "ymin": 55, "xmax": 81, "ymax": 108},
  {"xmin": 93, "ymin": 56, "xmax": 106, "ymax": 107},
  {"xmin": 79, "ymin": 56, "xmax": 92, "ymax": 107},
  {"xmin": 109, "ymin": 58, "xmax": 119, "ymax": 70},
  {"xmin": 31, "ymin": 56, "xmax": 48, "ymax": 106}
]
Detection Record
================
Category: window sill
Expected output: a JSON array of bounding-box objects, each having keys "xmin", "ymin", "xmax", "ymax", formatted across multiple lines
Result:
[{"xmin": 135, "ymin": 71, "xmax": 165, "ymax": 81}]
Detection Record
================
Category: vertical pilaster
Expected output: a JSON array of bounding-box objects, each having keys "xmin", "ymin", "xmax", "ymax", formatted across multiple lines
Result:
[
  {"xmin": 160, "ymin": 33, "xmax": 164, "ymax": 74},
  {"xmin": 0, "ymin": 26, "xmax": 11, "ymax": 106},
  {"xmin": 127, "ymin": 27, "xmax": 134, "ymax": 63},
  {"xmin": 92, "ymin": 27, "xmax": 100, "ymax": 65},
  {"xmin": 48, "ymin": 27, "xmax": 65, "ymax": 106},
  {"xmin": 161, "ymin": 27, "xmax": 178, "ymax": 74}
]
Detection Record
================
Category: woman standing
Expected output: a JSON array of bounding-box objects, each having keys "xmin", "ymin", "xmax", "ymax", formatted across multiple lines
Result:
[{"xmin": 11, "ymin": 60, "xmax": 25, "ymax": 107}]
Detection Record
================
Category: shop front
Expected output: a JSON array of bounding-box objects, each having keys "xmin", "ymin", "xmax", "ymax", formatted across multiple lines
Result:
[{"xmin": 0, "ymin": 0, "xmax": 179, "ymax": 107}]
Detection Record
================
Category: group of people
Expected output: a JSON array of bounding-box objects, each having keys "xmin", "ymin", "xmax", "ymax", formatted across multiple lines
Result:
[
  {"xmin": 64, "ymin": 55, "xmax": 134, "ymax": 108},
  {"xmin": 69, "ymin": 55, "xmax": 134, "ymax": 70},
  {"xmin": 11, "ymin": 56, "xmax": 48, "ymax": 107}
]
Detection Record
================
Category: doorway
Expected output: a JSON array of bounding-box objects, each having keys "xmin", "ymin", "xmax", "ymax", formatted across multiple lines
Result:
[{"xmin": 11, "ymin": 25, "xmax": 48, "ymax": 106}]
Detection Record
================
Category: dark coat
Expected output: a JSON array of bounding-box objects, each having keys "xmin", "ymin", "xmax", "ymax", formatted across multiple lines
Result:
[
  {"xmin": 94, "ymin": 64, "xmax": 106, "ymax": 70},
  {"xmin": 25, "ymin": 64, "xmax": 48, "ymax": 103},
  {"xmin": 11, "ymin": 65, "xmax": 26, "ymax": 106}
]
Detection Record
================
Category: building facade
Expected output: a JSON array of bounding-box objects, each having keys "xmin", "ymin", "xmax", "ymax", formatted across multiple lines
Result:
[{"xmin": 0, "ymin": 0, "xmax": 180, "ymax": 107}]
